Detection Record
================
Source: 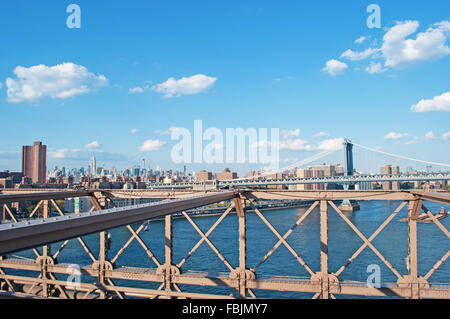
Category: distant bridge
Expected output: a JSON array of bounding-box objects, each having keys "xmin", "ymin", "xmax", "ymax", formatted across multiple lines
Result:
[
  {"xmin": 147, "ymin": 140, "xmax": 450, "ymax": 190},
  {"xmin": 146, "ymin": 172, "xmax": 450, "ymax": 190}
]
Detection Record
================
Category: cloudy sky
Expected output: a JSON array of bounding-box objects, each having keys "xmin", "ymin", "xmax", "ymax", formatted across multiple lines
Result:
[{"xmin": 0, "ymin": 0, "xmax": 449, "ymax": 174}]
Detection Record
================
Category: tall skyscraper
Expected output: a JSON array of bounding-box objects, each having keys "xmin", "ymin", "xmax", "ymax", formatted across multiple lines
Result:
[
  {"xmin": 90, "ymin": 155, "xmax": 97, "ymax": 177},
  {"xmin": 141, "ymin": 159, "xmax": 146, "ymax": 176},
  {"xmin": 22, "ymin": 141, "xmax": 47, "ymax": 183},
  {"xmin": 132, "ymin": 165, "xmax": 141, "ymax": 177}
]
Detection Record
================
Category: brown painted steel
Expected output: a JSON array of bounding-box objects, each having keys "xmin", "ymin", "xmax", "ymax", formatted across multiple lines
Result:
[
  {"xmin": 0, "ymin": 189, "xmax": 449, "ymax": 299},
  {"xmin": 0, "ymin": 191, "xmax": 237, "ymax": 255}
]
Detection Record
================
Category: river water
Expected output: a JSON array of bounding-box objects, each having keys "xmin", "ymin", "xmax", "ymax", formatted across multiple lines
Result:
[{"xmin": 11, "ymin": 200, "xmax": 450, "ymax": 298}]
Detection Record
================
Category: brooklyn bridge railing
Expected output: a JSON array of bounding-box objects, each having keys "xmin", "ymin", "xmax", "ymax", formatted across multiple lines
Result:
[{"xmin": 0, "ymin": 189, "xmax": 449, "ymax": 299}]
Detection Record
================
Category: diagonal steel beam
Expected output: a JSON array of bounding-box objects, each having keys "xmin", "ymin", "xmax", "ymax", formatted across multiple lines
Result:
[
  {"xmin": 424, "ymin": 251, "xmax": 450, "ymax": 281},
  {"xmin": 329, "ymin": 201, "xmax": 402, "ymax": 279},
  {"xmin": 111, "ymin": 224, "xmax": 161, "ymax": 267},
  {"xmin": 181, "ymin": 211, "xmax": 234, "ymax": 272},
  {"xmin": 177, "ymin": 203, "xmax": 234, "ymax": 269},
  {"xmin": 0, "ymin": 191, "xmax": 96, "ymax": 205},
  {"xmin": 421, "ymin": 204, "xmax": 450, "ymax": 239},
  {"xmin": 334, "ymin": 201, "xmax": 407, "ymax": 277},
  {"xmin": 251, "ymin": 201, "xmax": 319, "ymax": 272},
  {"xmin": 248, "ymin": 200, "xmax": 315, "ymax": 277},
  {"xmin": 0, "ymin": 191, "xmax": 238, "ymax": 255}
]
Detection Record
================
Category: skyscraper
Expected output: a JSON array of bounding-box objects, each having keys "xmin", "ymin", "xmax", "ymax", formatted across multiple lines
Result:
[
  {"xmin": 132, "ymin": 165, "xmax": 141, "ymax": 177},
  {"xmin": 90, "ymin": 155, "xmax": 97, "ymax": 177},
  {"xmin": 141, "ymin": 159, "xmax": 146, "ymax": 176},
  {"xmin": 22, "ymin": 141, "xmax": 47, "ymax": 183}
]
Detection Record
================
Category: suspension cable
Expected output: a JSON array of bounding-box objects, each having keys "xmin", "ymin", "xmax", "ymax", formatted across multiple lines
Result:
[
  {"xmin": 237, "ymin": 149, "xmax": 339, "ymax": 180},
  {"xmin": 353, "ymin": 143, "xmax": 450, "ymax": 168}
]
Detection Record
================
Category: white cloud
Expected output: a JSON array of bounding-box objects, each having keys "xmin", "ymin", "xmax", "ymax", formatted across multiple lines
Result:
[
  {"xmin": 384, "ymin": 132, "xmax": 408, "ymax": 140},
  {"xmin": 152, "ymin": 74, "xmax": 217, "ymax": 98},
  {"xmin": 85, "ymin": 141, "xmax": 101, "ymax": 149},
  {"xmin": 253, "ymin": 137, "xmax": 344, "ymax": 152},
  {"xmin": 6, "ymin": 63, "xmax": 108, "ymax": 103},
  {"xmin": 274, "ymin": 76, "xmax": 295, "ymax": 83},
  {"xmin": 279, "ymin": 139, "xmax": 314, "ymax": 151},
  {"xmin": 129, "ymin": 83, "xmax": 151, "ymax": 94},
  {"xmin": 139, "ymin": 140, "xmax": 167, "ymax": 151},
  {"xmin": 382, "ymin": 20, "xmax": 450, "ymax": 68},
  {"xmin": 129, "ymin": 87, "xmax": 144, "ymax": 94},
  {"xmin": 281, "ymin": 129, "xmax": 301, "ymax": 139},
  {"xmin": 49, "ymin": 149, "xmax": 81, "ymax": 159},
  {"xmin": 130, "ymin": 128, "xmax": 138, "ymax": 134},
  {"xmin": 355, "ymin": 36, "xmax": 369, "ymax": 44},
  {"xmin": 251, "ymin": 139, "xmax": 313, "ymax": 151},
  {"xmin": 313, "ymin": 132, "xmax": 329, "ymax": 138},
  {"xmin": 324, "ymin": 20, "xmax": 450, "ymax": 77},
  {"xmin": 316, "ymin": 138, "xmax": 345, "ymax": 151},
  {"xmin": 405, "ymin": 139, "xmax": 420, "ymax": 145},
  {"xmin": 281, "ymin": 157, "xmax": 300, "ymax": 163},
  {"xmin": 340, "ymin": 48, "xmax": 380, "ymax": 61},
  {"xmin": 425, "ymin": 131, "xmax": 437, "ymax": 140},
  {"xmin": 411, "ymin": 92, "xmax": 450, "ymax": 112},
  {"xmin": 443, "ymin": 132, "xmax": 450, "ymax": 140},
  {"xmin": 322, "ymin": 59, "xmax": 348, "ymax": 76},
  {"xmin": 0, "ymin": 150, "xmax": 20, "ymax": 159},
  {"xmin": 365, "ymin": 62, "xmax": 388, "ymax": 74},
  {"xmin": 154, "ymin": 127, "xmax": 184, "ymax": 135},
  {"xmin": 48, "ymin": 148, "xmax": 127, "ymax": 162}
]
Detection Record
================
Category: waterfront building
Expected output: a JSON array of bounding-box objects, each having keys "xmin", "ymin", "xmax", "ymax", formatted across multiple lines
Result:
[
  {"xmin": 380, "ymin": 165, "xmax": 400, "ymax": 190},
  {"xmin": 195, "ymin": 170, "xmax": 213, "ymax": 182},
  {"xmin": 216, "ymin": 168, "xmax": 238, "ymax": 181},
  {"xmin": 65, "ymin": 197, "xmax": 92, "ymax": 214}
]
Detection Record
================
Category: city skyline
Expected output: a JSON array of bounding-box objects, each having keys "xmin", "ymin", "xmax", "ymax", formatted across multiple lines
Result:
[{"xmin": 0, "ymin": 1, "xmax": 449, "ymax": 175}]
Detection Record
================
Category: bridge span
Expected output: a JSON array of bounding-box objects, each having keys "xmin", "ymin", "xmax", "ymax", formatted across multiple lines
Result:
[
  {"xmin": 145, "ymin": 172, "xmax": 450, "ymax": 190},
  {"xmin": 0, "ymin": 189, "xmax": 449, "ymax": 299}
]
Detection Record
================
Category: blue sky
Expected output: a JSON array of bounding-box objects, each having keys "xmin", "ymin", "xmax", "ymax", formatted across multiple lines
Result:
[{"xmin": 0, "ymin": 0, "xmax": 449, "ymax": 175}]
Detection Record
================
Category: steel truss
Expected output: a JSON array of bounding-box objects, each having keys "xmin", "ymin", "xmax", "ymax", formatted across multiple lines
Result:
[{"xmin": 0, "ymin": 190, "xmax": 449, "ymax": 299}]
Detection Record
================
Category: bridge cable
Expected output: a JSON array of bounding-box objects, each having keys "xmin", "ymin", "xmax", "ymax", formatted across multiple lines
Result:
[
  {"xmin": 233, "ymin": 149, "xmax": 339, "ymax": 181},
  {"xmin": 353, "ymin": 143, "xmax": 450, "ymax": 168}
]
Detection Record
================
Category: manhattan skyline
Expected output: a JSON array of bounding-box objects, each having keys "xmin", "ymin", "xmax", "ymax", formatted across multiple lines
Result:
[{"xmin": 0, "ymin": 1, "xmax": 449, "ymax": 175}]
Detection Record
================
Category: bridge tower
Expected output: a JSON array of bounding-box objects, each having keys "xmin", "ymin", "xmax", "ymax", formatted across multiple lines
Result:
[
  {"xmin": 344, "ymin": 139, "xmax": 354, "ymax": 178},
  {"xmin": 339, "ymin": 139, "xmax": 360, "ymax": 213}
]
